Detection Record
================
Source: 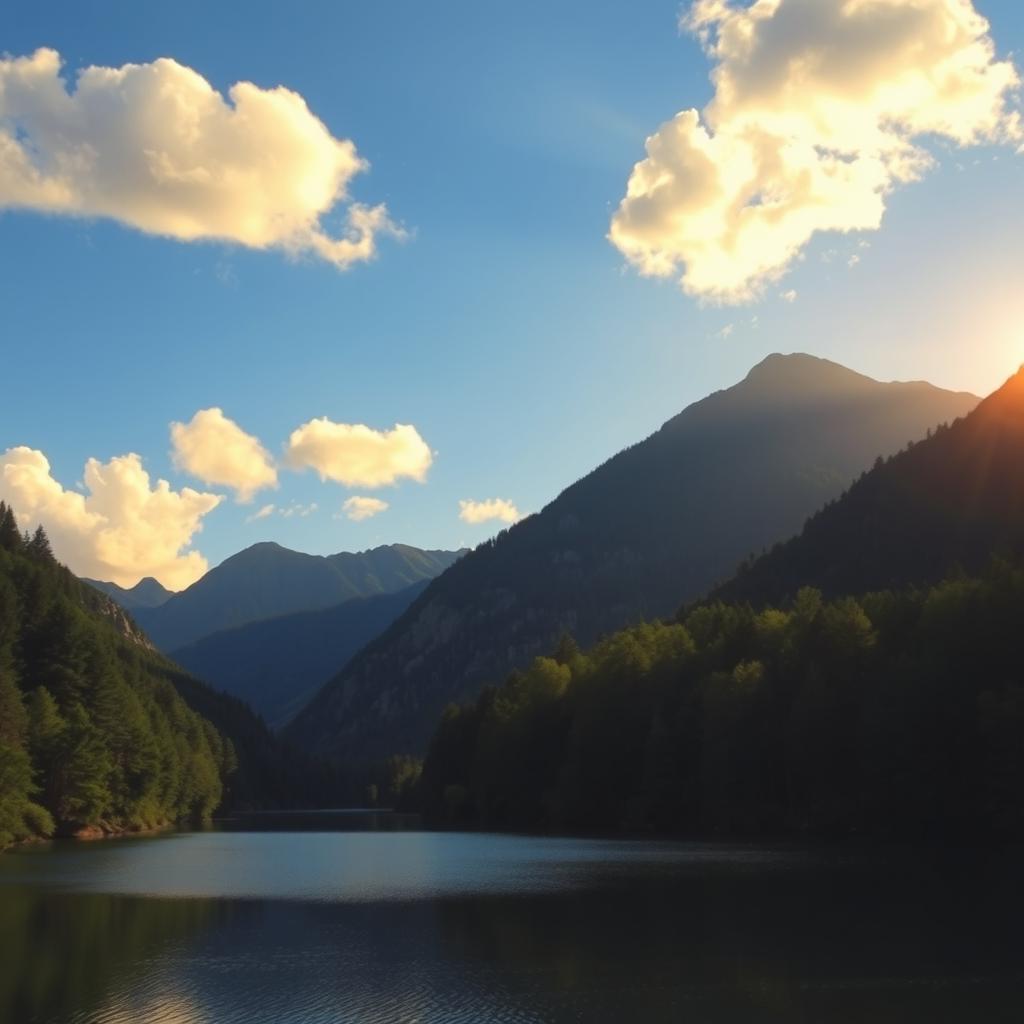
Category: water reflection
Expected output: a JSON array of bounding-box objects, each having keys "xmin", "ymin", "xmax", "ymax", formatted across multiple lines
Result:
[{"xmin": 3, "ymin": 827, "xmax": 1024, "ymax": 1023}]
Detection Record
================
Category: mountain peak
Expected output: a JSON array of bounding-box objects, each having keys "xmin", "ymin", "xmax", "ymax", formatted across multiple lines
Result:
[
  {"xmin": 741, "ymin": 352, "xmax": 875, "ymax": 393},
  {"xmin": 715, "ymin": 360, "xmax": 1024, "ymax": 606}
]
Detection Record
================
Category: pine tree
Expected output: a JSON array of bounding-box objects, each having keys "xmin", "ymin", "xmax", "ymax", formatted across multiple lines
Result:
[
  {"xmin": 0, "ymin": 502, "xmax": 21, "ymax": 553},
  {"xmin": 26, "ymin": 525, "xmax": 54, "ymax": 564}
]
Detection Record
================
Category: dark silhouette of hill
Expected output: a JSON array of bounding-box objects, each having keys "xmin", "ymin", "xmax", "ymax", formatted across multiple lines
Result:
[
  {"xmin": 714, "ymin": 364, "xmax": 1024, "ymax": 606},
  {"xmin": 172, "ymin": 581, "xmax": 431, "ymax": 730},
  {"xmin": 82, "ymin": 576, "xmax": 173, "ymax": 610},
  {"xmin": 133, "ymin": 543, "xmax": 465, "ymax": 651},
  {"xmin": 286, "ymin": 353, "xmax": 977, "ymax": 766}
]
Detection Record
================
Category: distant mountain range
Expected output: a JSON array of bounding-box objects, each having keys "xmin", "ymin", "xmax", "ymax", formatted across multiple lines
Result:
[
  {"xmin": 285, "ymin": 353, "xmax": 979, "ymax": 766},
  {"xmin": 172, "ymin": 581, "xmax": 432, "ymax": 730},
  {"xmin": 127, "ymin": 543, "xmax": 466, "ymax": 652},
  {"xmin": 714, "ymin": 363, "xmax": 1024, "ymax": 606},
  {"xmin": 83, "ymin": 576, "xmax": 173, "ymax": 610}
]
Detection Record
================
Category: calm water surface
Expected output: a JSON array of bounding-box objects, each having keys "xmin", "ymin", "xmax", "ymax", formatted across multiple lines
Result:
[{"xmin": 3, "ymin": 813, "xmax": 1024, "ymax": 1023}]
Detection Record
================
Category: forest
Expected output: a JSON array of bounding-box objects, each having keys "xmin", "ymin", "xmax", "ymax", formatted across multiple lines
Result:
[
  {"xmin": 419, "ymin": 559, "xmax": 1024, "ymax": 839},
  {"xmin": 0, "ymin": 501, "xmax": 235, "ymax": 848}
]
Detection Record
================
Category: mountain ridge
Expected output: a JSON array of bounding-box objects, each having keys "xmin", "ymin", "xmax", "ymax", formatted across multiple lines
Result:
[
  {"xmin": 711, "ymin": 363, "xmax": 1024, "ymax": 606},
  {"xmin": 133, "ymin": 542, "xmax": 467, "ymax": 651},
  {"xmin": 83, "ymin": 575, "xmax": 174, "ymax": 610}
]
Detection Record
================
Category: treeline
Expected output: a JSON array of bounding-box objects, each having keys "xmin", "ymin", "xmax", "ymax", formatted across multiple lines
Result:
[
  {"xmin": 0, "ymin": 505, "xmax": 233, "ymax": 848},
  {"xmin": 420, "ymin": 560, "xmax": 1024, "ymax": 839}
]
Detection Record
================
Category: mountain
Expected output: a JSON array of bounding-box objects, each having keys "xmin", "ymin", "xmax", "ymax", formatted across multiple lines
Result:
[
  {"xmin": 83, "ymin": 576, "xmax": 173, "ymax": 610},
  {"xmin": 172, "ymin": 581, "xmax": 432, "ymax": 730},
  {"xmin": 134, "ymin": 543, "xmax": 466, "ymax": 651},
  {"xmin": 714, "ymin": 364, "xmax": 1024, "ymax": 606},
  {"xmin": 286, "ymin": 353, "xmax": 978, "ymax": 766}
]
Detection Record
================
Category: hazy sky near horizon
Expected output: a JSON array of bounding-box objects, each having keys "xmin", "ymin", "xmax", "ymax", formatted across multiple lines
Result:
[{"xmin": 1, "ymin": 0, "xmax": 1022, "ymax": 588}]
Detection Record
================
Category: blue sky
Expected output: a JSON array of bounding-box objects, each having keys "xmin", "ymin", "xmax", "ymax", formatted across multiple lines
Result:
[{"xmin": 1, "ymin": 0, "xmax": 1022, "ymax": 584}]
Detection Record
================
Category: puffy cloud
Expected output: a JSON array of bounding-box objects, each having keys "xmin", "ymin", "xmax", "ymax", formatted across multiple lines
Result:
[
  {"xmin": 0, "ymin": 447, "xmax": 220, "ymax": 589},
  {"xmin": 0, "ymin": 48, "xmax": 402, "ymax": 267},
  {"xmin": 610, "ymin": 0, "xmax": 1021, "ymax": 303},
  {"xmin": 780, "ymin": 289, "xmax": 798, "ymax": 303},
  {"xmin": 341, "ymin": 496, "xmax": 389, "ymax": 521},
  {"xmin": 286, "ymin": 419, "xmax": 433, "ymax": 488},
  {"xmin": 170, "ymin": 408, "xmax": 277, "ymax": 502},
  {"xmin": 458, "ymin": 498, "xmax": 521, "ymax": 525}
]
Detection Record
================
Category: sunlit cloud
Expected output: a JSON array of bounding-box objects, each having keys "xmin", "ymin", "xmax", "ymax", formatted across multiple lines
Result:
[
  {"xmin": 458, "ymin": 498, "xmax": 521, "ymax": 525},
  {"xmin": 0, "ymin": 446, "xmax": 220, "ymax": 589},
  {"xmin": 610, "ymin": 0, "xmax": 1021, "ymax": 303},
  {"xmin": 280, "ymin": 501, "xmax": 318, "ymax": 518},
  {"xmin": 341, "ymin": 495, "xmax": 389, "ymax": 521},
  {"xmin": 245, "ymin": 503, "xmax": 276, "ymax": 524},
  {"xmin": 0, "ymin": 48, "xmax": 403, "ymax": 267},
  {"xmin": 171, "ymin": 408, "xmax": 277, "ymax": 502},
  {"xmin": 286, "ymin": 419, "xmax": 433, "ymax": 488}
]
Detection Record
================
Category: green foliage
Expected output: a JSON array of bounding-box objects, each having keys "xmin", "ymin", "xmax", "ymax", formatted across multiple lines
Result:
[
  {"xmin": 421, "ymin": 562, "xmax": 1024, "ymax": 839},
  {"xmin": 0, "ymin": 505, "xmax": 231, "ymax": 848}
]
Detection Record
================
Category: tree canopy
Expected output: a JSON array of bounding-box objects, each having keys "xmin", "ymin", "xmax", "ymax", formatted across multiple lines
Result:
[
  {"xmin": 420, "ymin": 561, "xmax": 1024, "ymax": 840},
  {"xmin": 0, "ymin": 504, "xmax": 231, "ymax": 848}
]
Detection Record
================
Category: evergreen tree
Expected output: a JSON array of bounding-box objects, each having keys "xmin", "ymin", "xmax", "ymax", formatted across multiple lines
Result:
[{"xmin": 0, "ymin": 503, "xmax": 20, "ymax": 554}]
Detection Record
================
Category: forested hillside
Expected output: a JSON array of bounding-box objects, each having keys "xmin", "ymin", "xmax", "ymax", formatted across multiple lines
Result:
[
  {"xmin": 421, "ymin": 562, "xmax": 1024, "ymax": 839},
  {"xmin": 0, "ymin": 503, "xmax": 232, "ymax": 848},
  {"xmin": 288, "ymin": 354, "xmax": 977, "ymax": 767}
]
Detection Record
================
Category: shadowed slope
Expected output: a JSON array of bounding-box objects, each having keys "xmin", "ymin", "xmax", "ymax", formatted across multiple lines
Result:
[
  {"xmin": 172, "ymin": 581, "xmax": 432, "ymax": 730},
  {"xmin": 714, "ymin": 364, "xmax": 1024, "ymax": 606}
]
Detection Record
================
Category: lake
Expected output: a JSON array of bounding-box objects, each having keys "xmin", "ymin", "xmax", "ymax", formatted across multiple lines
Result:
[{"xmin": 3, "ymin": 813, "xmax": 1024, "ymax": 1023}]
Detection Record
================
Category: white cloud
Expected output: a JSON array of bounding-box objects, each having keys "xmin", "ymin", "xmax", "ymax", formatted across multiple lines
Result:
[
  {"xmin": 0, "ymin": 48, "xmax": 403, "ymax": 267},
  {"xmin": 458, "ymin": 498, "xmax": 521, "ymax": 525},
  {"xmin": 609, "ymin": 0, "xmax": 1021, "ymax": 303},
  {"xmin": 280, "ymin": 502, "xmax": 318, "ymax": 518},
  {"xmin": 286, "ymin": 419, "xmax": 433, "ymax": 488},
  {"xmin": 780, "ymin": 289, "xmax": 798, "ymax": 303},
  {"xmin": 170, "ymin": 408, "xmax": 277, "ymax": 502},
  {"xmin": 0, "ymin": 447, "xmax": 220, "ymax": 589},
  {"xmin": 245, "ymin": 503, "xmax": 276, "ymax": 524},
  {"xmin": 341, "ymin": 496, "xmax": 389, "ymax": 521}
]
